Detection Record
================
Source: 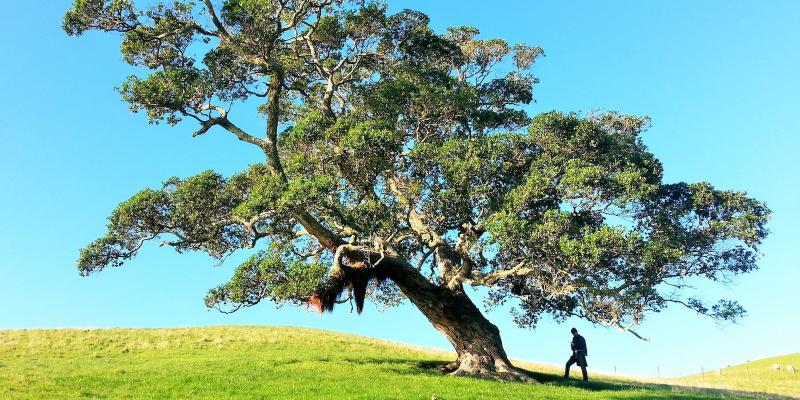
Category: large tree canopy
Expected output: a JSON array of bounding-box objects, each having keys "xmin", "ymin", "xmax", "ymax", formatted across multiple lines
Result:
[{"xmin": 66, "ymin": 0, "xmax": 769, "ymax": 381}]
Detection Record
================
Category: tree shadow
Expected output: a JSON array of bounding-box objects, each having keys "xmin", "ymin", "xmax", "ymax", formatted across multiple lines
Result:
[
  {"xmin": 340, "ymin": 356, "xmax": 418, "ymax": 366},
  {"xmin": 416, "ymin": 360, "xmax": 450, "ymax": 371},
  {"xmin": 412, "ymin": 360, "xmax": 793, "ymax": 400}
]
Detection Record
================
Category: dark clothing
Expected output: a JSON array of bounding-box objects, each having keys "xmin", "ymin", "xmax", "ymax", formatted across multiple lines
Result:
[
  {"xmin": 565, "ymin": 355, "xmax": 589, "ymax": 381},
  {"xmin": 565, "ymin": 334, "xmax": 589, "ymax": 381},
  {"xmin": 571, "ymin": 334, "xmax": 588, "ymax": 355},
  {"xmin": 568, "ymin": 350, "xmax": 588, "ymax": 367}
]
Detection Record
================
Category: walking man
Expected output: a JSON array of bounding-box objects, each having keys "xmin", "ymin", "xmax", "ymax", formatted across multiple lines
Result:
[{"xmin": 564, "ymin": 327, "xmax": 589, "ymax": 381}]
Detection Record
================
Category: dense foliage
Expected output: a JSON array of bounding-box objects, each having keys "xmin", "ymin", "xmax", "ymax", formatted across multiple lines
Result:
[{"xmin": 67, "ymin": 0, "xmax": 769, "ymax": 342}]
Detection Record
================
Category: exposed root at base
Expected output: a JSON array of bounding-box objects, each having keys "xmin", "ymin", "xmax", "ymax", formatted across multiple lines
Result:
[
  {"xmin": 437, "ymin": 361, "xmax": 460, "ymax": 373},
  {"xmin": 441, "ymin": 363, "xmax": 538, "ymax": 383}
]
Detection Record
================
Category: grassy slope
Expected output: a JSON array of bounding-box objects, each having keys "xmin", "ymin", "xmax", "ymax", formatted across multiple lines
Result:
[
  {"xmin": 0, "ymin": 326, "xmax": 793, "ymax": 400},
  {"xmin": 676, "ymin": 353, "xmax": 800, "ymax": 398}
]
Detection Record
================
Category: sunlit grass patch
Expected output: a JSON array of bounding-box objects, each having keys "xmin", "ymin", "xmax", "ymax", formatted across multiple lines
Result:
[{"xmin": 0, "ymin": 326, "xmax": 791, "ymax": 399}]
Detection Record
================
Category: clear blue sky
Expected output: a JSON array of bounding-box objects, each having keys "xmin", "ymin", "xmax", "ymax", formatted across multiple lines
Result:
[{"xmin": 1, "ymin": 1, "xmax": 798, "ymax": 378}]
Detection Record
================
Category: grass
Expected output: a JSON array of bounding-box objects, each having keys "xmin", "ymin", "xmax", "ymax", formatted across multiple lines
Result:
[
  {"xmin": 0, "ymin": 326, "xmax": 794, "ymax": 399},
  {"xmin": 676, "ymin": 353, "xmax": 800, "ymax": 398}
]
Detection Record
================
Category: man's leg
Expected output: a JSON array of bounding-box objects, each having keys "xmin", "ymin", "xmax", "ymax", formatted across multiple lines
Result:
[
  {"xmin": 564, "ymin": 356, "xmax": 576, "ymax": 378},
  {"xmin": 580, "ymin": 365, "xmax": 588, "ymax": 381}
]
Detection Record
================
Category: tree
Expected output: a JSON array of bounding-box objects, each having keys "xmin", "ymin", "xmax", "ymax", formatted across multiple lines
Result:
[{"xmin": 65, "ymin": 0, "xmax": 770, "ymax": 381}]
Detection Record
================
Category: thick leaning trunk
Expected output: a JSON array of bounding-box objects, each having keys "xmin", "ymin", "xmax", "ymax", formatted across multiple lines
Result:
[
  {"xmin": 383, "ymin": 258, "xmax": 535, "ymax": 382},
  {"xmin": 415, "ymin": 288, "xmax": 517, "ymax": 377}
]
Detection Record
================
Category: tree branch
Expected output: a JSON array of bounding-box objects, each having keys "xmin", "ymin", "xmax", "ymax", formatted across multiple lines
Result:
[
  {"xmin": 202, "ymin": 0, "xmax": 230, "ymax": 38},
  {"xmin": 217, "ymin": 118, "xmax": 266, "ymax": 149},
  {"xmin": 386, "ymin": 176, "xmax": 464, "ymax": 287},
  {"xmin": 191, "ymin": 112, "xmax": 267, "ymax": 152}
]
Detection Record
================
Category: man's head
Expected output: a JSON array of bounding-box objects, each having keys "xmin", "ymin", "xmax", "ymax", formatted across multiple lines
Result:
[{"xmin": 571, "ymin": 327, "xmax": 578, "ymax": 336}]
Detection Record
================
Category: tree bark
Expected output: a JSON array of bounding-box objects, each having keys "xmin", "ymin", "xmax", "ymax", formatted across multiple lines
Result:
[{"xmin": 382, "ymin": 257, "xmax": 536, "ymax": 382}]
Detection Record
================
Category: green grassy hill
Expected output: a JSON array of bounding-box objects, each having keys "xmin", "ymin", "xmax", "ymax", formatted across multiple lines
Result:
[
  {"xmin": 677, "ymin": 353, "xmax": 800, "ymax": 398},
  {"xmin": 0, "ymin": 326, "xmax": 794, "ymax": 399}
]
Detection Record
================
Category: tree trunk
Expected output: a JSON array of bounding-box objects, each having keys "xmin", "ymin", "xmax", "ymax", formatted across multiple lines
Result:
[{"xmin": 383, "ymin": 258, "xmax": 536, "ymax": 382}]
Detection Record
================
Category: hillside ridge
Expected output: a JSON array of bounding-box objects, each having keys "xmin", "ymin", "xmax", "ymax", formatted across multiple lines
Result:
[{"xmin": 1, "ymin": 325, "xmax": 796, "ymax": 399}]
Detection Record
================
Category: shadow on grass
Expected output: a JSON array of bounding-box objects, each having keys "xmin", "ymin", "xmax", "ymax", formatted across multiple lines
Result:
[
  {"xmin": 413, "ymin": 360, "xmax": 795, "ymax": 400},
  {"xmin": 417, "ymin": 360, "xmax": 632, "ymax": 391},
  {"xmin": 340, "ymin": 357, "xmax": 416, "ymax": 366}
]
